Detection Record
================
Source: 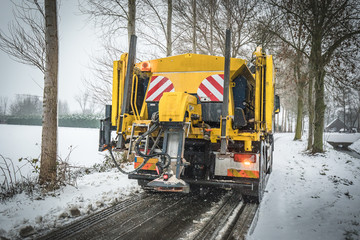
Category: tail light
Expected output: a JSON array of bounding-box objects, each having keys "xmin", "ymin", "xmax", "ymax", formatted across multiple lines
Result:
[{"xmin": 234, "ymin": 154, "xmax": 256, "ymax": 164}]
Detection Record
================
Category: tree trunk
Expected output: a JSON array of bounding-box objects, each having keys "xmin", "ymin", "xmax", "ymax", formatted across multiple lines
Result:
[
  {"xmin": 311, "ymin": 33, "xmax": 326, "ymax": 153},
  {"xmin": 307, "ymin": 71, "xmax": 314, "ymax": 150},
  {"xmin": 192, "ymin": 0, "xmax": 196, "ymax": 53},
  {"xmin": 284, "ymin": 109, "xmax": 287, "ymax": 132},
  {"xmin": 281, "ymin": 107, "xmax": 285, "ymax": 132},
  {"xmin": 40, "ymin": 0, "xmax": 58, "ymax": 187},
  {"xmin": 288, "ymin": 112, "xmax": 291, "ymax": 132},
  {"xmin": 343, "ymin": 89, "xmax": 346, "ymax": 130},
  {"xmin": 128, "ymin": 0, "xmax": 136, "ymax": 45},
  {"xmin": 166, "ymin": 0, "xmax": 172, "ymax": 57},
  {"xmin": 294, "ymin": 85, "xmax": 304, "ymax": 140},
  {"xmin": 225, "ymin": 0, "xmax": 231, "ymax": 29},
  {"xmin": 209, "ymin": 0, "xmax": 214, "ymax": 55},
  {"xmin": 312, "ymin": 70, "xmax": 326, "ymax": 153}
]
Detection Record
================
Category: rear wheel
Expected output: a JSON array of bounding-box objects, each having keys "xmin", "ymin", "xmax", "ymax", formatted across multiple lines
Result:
[{"xmin": 267, "ymin": 142, "xmax": 273, "ymax": 174}]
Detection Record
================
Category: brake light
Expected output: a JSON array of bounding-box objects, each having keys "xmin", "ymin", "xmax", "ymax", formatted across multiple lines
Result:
[
  {"xmin": 234, "ymin": 154, "xmax": 256, "ymax": 163},
  {"xmin": 140, "ymin": 61, "xmax": 151, "ymax": 71}
]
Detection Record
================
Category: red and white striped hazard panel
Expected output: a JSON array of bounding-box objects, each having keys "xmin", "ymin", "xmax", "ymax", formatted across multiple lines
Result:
[
  {"xmin": 197, "ymin": 74, "xmax": 224, "ymax": 102},
  {"xmin": 145, "ymin": 76, "xmax": 175, "ymax": 102}
]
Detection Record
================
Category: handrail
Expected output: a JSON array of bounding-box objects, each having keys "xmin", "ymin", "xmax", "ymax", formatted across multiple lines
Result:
[{"xmin": 130, "ymin": 74, "xmax": 140, "ymax": 120}]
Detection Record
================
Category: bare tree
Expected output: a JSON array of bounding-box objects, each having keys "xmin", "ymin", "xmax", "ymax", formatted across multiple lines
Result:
[
  {"xmin": 58, "ymin": 99, "xmax": 69, "ymax": 116},
  {"xmin": 275, "ymin": 45, "xmax": 298, "ymax": 133},
  {"xmin": 0, "ymin": 0, "xmax": 60, "ymax": 186},
  {"xmin": 191, "ymin": 0, "xmax": 196, "ymax": 53},
  {"xmin": 79, "ymin": 0, "xmax": 137, "ymax": 46},
  {"xmin": 79, "ymin": 0, "xmax": 139, "ymax": 105},
  {"xmin": 83, "ymin": 41, "xmax": 121, "ymax": 105},
  {"xmin": 139, "ymin": 0, "xmax": 175, "ymax": 57},
  {"xmin": 0, "ymin": 97, "xmax": 9, "ymax": 116},
  {"xmin": 166, "ymin": 0, "xmax": 172, "ymax": 56},
  {"xmin": 0, "ymin": 0, "xmax": 45, "ymax": 72},
  {"xmin": 9, "ymin": 94, "xmax": 42, "ymax": 116},
  {"xmin": 75, "ymin": 89, "xmax": 97, "ymax": 115},
  {"xmin": 327, "ymin": 48, "xmax": 360, "ymax": 131},
  {"xmin": 173, "ymin": 0, "xmax": 197, "ymax": 54},
  {"xmin": 267, "ymin": 0, "xmax": 360, "ymax": 153},
  {"xmin": 40, "ymin": 0, "xmax": 59, "ymax": 187},
  {"xmin": 174, "ymin": 0, "xmax": 258, "ymax": 58}
]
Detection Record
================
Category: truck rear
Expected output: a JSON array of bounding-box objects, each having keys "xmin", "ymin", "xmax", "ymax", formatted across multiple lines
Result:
[{"xmin": 99, "ymin": 35, "xmax": 279, "ymax": 202}]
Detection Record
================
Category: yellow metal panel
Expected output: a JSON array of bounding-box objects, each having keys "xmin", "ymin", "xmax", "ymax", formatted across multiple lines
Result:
[
  {"xmin": 111, "ymin": 60, "xmax": 119, "ymax": 126},
  {"xmin": 265, "ymin": 55, "xmax": 275, "ymax": 132},
  {"xmin": 136, "ymin": 53, "xmax": 246, "ymax": 73},
  {"xmin": 244, "ymin": 141, "xmax": 252, "ymax": 151},
  {"xmin": 254, "ymin": 47, "xmax": 262, "ymax": 128},
  {"xmin": 159, "ymin": 92, "xmax": 198, "ymax": 122},
  {"xmin": 111, "ymin": 53, "xmax": 128, "ymax": 127}
]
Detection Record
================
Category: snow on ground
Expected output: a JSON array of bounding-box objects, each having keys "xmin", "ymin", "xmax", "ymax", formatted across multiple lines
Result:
[
  {"xmin": 350, "ymin": 139, "xmax": 360, "ymax": 154},
  {"xmin": 0, "ymin": 124, "xmax": 106, "ymax": 179},
  {"xmin": 0, "ymin": 166, "xmax": 139, "ymax": 239},
  {"xmin": 249, "ymin": 133, "xmax": 360, "ymax": 240},
  {"xmin": 1, "ymin": 125, "xmax": 360, "ymax": 239},
  {"xmin": 0, "ymin": 124, "xmax": 140, "ymax": 239}
]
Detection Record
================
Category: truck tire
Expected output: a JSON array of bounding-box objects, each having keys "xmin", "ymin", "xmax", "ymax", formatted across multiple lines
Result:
[{"xmin": 267, "ymin": 143, "xmax": 273, "ymax": 174}]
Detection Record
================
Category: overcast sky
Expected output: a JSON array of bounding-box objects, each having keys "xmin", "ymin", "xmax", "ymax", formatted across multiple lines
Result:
[{"xmin": 0, "ymin": 0, "xmax": 107, "ymax": 112}]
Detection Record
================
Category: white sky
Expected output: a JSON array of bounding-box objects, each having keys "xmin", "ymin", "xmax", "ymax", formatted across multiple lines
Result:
[{"xmin": 0, "ymin": 0, "xmax": 107, "ymax": 112}]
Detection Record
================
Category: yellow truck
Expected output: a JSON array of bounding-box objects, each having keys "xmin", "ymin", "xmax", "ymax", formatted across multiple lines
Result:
[{"xmin": 99, "ymin": 33, "xmax": 279, "ymax": 202}]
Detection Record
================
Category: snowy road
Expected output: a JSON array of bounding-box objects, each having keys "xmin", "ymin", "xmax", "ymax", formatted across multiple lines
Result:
[
  {"xmin": 38, "ymin": 190, "xmax": 255, "ymax": 240},
  {"xmin": 249, "ymin": 133, "xmax": 360, "ymax": 240}
]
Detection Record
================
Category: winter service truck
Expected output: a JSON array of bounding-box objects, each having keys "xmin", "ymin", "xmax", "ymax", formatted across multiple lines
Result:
[{"xmin": 99, "ymin": 32, "xmax": 280, "ymax": 202}]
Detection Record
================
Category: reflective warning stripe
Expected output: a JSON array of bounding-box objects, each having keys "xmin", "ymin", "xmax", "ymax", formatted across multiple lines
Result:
[
  {"xmin": 227, "ymin": 169, "xmax": 259, "ymax": 178},
  {"xmin": 145, "ymin": 76, "xmax": 175, "ymax": 102},
  {"xmin": 134, "ymin": 162, "xmax": 157, "ymax": 170},
  {"xmin": 197, "ymin": 74, "xmax": 224, "ymax": 102},
  {"xmin": 134, "ymin": 157, "xmax": 158, "ymax": 170}
]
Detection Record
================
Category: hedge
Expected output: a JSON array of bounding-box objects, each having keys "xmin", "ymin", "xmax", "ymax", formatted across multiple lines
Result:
[{"xmin": 1, "ymin": 114, "xmax": 101, "ymax": 128}]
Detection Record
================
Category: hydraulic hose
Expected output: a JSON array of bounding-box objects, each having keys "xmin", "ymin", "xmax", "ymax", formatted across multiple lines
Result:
[
  {"xmin": 134, "ymin": 124, "xmax": 171, "ymax": 169},
  {"xmin": 108, "ymin": 116, "xmax": 171, "ymax": 175}
]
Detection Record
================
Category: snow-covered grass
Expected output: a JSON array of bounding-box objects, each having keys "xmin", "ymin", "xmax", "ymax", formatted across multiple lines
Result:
[
  {"xmin": 249, "ymin": 133, "xmax": 360, "ymax": 240},
  {"xmin": 0, "ymin": 124, "xmax": 106, "ymax": 179},
  {"xmin": 0, "ymin": 124, "xmax": 140, "ymax": 239},
  {"xmin": 0, "ymin": 166, "xmax": 139, "ymax": 239}
]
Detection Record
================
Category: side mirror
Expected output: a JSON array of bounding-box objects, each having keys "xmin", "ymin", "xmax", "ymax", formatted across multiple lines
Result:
[{"xmin": 274, "ymin": 95, "xmax": 280, "ymax": 114}]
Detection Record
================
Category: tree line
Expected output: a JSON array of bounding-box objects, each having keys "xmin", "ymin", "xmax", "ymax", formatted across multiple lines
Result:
[
  {"xmin": 0, "ymin": 93, "xmax": 102, "ymax": 128},
  {"xmin": 81, "ymin": 0, "xmax": 360, "ymax": 153}
]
